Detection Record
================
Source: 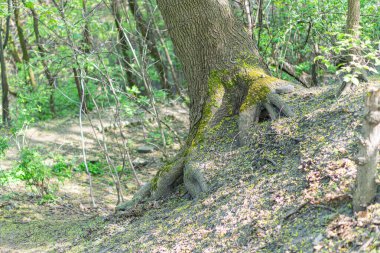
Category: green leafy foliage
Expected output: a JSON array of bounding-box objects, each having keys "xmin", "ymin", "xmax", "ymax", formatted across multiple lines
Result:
[
  {"xmin": 12, "ymin": 149, "xmax": 72, "ymax": 199},
  {"xmin": 77, "ymin": 161, "xmax": 105, "ymax": 176},
  {"xmin": 316, "ymin": 33, "xmax": 380, "ymax": 84},
  {"xmin": 0, "ymin": 137, "xmax": 9, "ymax": 157},
  {"xmin": 13, "ymin": 148, "xmax": 53, "ymax": 196}
]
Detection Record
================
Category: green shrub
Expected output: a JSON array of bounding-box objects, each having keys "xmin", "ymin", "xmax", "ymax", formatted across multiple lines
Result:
[
  {"xmin": 51, "ymin": 155, "xmax": 72, "ymax": 181},
  {"xmin": 78, "ymin": 161, "xmax": 104, "ymax": 175},
  {"xmin": 13, "ymin": 148, "xmax": 52, "ymax": 196},
  {"xmin": 13, "ymin": 149, "xmax": 72, "ymax": 199},
  {"xmin": 0, "ymin": 171, "xmax": 10, "ymax": 186},
  {"xmin": 0, "ymin": 137, "xmax": 9, "ymax": 157}
]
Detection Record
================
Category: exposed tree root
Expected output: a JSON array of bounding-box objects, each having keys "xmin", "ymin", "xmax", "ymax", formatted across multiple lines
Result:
[
  {"xmin": 152, "ymin": 157, "xmax": 186, "ymax": 199},
  {"xmin": 184, "ymin": 159, "xmax": 209, "ymax": 198},
  {"xmin": 117, "ymin": 70, "xmax": 296, "ymax": 212},
  {"xmin": 267, "ymin": 93, "xmax": 295, "ymax": 117}
]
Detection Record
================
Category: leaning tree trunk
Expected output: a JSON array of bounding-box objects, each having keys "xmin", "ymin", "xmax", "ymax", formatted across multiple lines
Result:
[
  {"xmin": 353, "ymin": 85, "xmax": 380, "ymax": 212},
  {"xmin": 13, "ymin": 0, "xmax": 37, "ymax": 88},
  {"xmin": 117, "ymin": 0, "xmax": 294, "ymax": 211}
]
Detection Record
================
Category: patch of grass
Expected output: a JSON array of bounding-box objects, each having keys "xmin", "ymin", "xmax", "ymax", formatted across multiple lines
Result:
[{"xmin": 77, "ymin": 161, "xmax": 105, "ymax": 176}]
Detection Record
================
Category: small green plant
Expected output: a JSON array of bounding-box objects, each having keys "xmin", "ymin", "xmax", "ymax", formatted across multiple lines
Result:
[
  {"xmin": 0, "ymin": 136, "xmax": 9, "ymax": 157},
  {"xmin": 78, "ymin": 161, "xmax": 104, "ymax": 175},
  {"xmin": 12, "ymin": 149, "xmax": 72, "ymax": 199},
  {"xmin": 51, "ymin": 155, "xmax": 72, "ymax": 181},
  {"xmin": 0, "ymin": 170, "xmax": 10, "ymax": 186},
  {"xmin": 13, "ymin": 148, "xmax": 52, "ymax": 196},
  {"xmin": 38, "ymin": 193, "xmax": 58, "ymax": 205}
]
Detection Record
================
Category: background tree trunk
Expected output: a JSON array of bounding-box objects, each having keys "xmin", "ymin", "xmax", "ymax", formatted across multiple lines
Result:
[
  {"xmin": 346, "ymin": 0, "xmax": 360, "ymax": 38},
  {"xmin": 110, "ymin": 0, "xmax": 137, "ymax": 89},
  {"xmin": 128, "ymin": 0, "xmax": 170, "ymax": 92},
  {"xmin": 337, "ymin": 0, "xmax": 362, "ymax": 96},
  {"xmin": 25, "ymin": 1, "xmax": 56, "ymax": 115},
  {"xmin": 1, "ymin": 20, "xmax": 11, "ymax": 127},
  {"xmin": 13, "ymin": 0, "xmax": 37, "ymax": 88}
]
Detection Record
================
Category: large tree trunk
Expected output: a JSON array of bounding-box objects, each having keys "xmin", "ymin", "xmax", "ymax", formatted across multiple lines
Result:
[{"xmin": 117, "ymin": 0, "xmax": 294, "ymax": 211}]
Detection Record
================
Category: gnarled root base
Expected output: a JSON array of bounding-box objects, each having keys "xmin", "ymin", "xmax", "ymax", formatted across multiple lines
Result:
[
  {"xmin": 117, "ymin": 67, "xmax": 297, "ymax": 212},
  {"xmin": 238, "ymin": 92, "xmax": 295, "ymax": 145}
]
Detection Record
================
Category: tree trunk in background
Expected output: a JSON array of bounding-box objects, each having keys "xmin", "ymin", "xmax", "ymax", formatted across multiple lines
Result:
[
  {"xmin": 52, "ymin": 0, "xmax": 88, "ymax": 113},
  {"xmin": 13, "ymin": 0, "xmax": 37, "ymax": 88},
  {"xmin": 117, "ymin": 0, "xmax": 294, "ymax": 210},
  {"xmin": 257, "ymin": 0, "xmax": 264, "ymax": 48},
  {"xmin": 73, "ymin": 67, "xmax": 88, "ymax": 113},
  {"xmin": 81, "ymin": 0, "xmax": 92, "ymax": 53},
  {"xmin": 128, "ymin": 0, "xmax": 170, "ymax": 92},
  {"xmin": 346, "ymin": 0, "xmax": 360, "ymax": 38},
  {"xmin": 337, "ymin": 0, "xmax": 362, "ymax": 96},
  {"xmin": 353, "ymin": 85, "xmax": 380, "ymax": 212},
  {"xmin": 0, "ymin": 19, "xmax": 11, "ymax": 127},
  {"xmin": 110, "ymin": 0, "xmax": 137, "ymax": 89},
  {"xmin": 145, "ymin": 2, "xmax": 186, "ymax": 101},
  {"xmin": 26, "ymin": 1, "xmax": 56, "ymax": 115},
  {"xmin": 142, "ymin": 1, "xmax": 184, "ymax": 98},
  {"xmin": 8, "ymin": 33, "xmax": 22, "ymax": 64},
  {"xmin": 243, "ymin": 0, "xmax": 253, "ymax": 39}
]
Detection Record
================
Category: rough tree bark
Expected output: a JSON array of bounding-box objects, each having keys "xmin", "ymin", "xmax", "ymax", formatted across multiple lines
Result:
[
  {"xmin": 117, "ymin": 0, "xmax": 294, "ymax": 211},
  {"xmin": 346, "ymin": 0, "xmax": 361, "ymax": 37},
  {"xmin": 353, "ymin": 85, "xmax": 380, "ymax": 212}
]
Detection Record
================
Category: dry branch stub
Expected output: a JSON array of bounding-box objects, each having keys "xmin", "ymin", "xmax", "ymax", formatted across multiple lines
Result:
[{"xmin": 353, "ymin": 84, "xmax": 380, "ymax": 212}]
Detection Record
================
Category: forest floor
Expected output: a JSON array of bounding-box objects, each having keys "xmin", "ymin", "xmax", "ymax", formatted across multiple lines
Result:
[
  {"xmin": 1, "ymin": 77, "xmax": 380, "ymax": 252},
  {"xmin": 0, "ymin": 101, "xmax": 189, "ymax": 252}
]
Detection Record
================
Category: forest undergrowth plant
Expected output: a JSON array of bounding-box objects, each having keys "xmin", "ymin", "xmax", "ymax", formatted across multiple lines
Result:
[
  {"xmin": 0, "ymin": 136, "xmax": 9, "ymax": 157},
  {"xmin": 0, "ymin": 136, "xmax": 10, "ymax": 187},
  {"xmin": 12, "ymin": 148, "xmax": 72, "ymax": 203},
  {"xmin": 77, "ymin": 161, "xmax": 105, "ymax": 176},
  {"xmin": 316, "ymin": 32, "xmax": 380, "ymax": 95}
]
